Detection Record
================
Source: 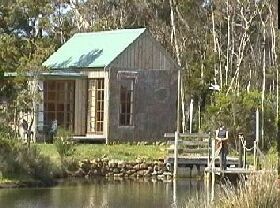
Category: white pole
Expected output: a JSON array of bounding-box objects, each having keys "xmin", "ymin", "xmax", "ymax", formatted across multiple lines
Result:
[
  {"xmin": 189, "ymin": 99, "xmax": 193, "ymax": 134},
  {"xmin": 173, "ymin": 131, "xmax": 179, "ymax": 178}
]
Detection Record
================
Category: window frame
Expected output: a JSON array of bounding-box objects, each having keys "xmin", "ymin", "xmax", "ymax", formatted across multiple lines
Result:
[
  {"xmin": 42, "ymin": 80, "xmax": 75, "ymax": 131},
  {"xmin": 119, "ymin": 78, "xmax": 135, "ymax": 127}
]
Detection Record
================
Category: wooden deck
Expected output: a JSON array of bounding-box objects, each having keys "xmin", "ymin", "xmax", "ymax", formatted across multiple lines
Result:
[
  {"xmin": 165, "ymin": 156, "xmax": 239, "ymax": 167},
  {"xmin": 72, "ymin": 135, "xmax": 106, "ymax": 143},
  {"xmin": 205, "ymin": 167, "xmax": 256, "ymax": 175}
]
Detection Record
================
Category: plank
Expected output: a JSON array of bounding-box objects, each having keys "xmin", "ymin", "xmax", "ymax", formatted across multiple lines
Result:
[
  {"xmin": 164, "ymin": 132, "xmax": 210, "ymax": 138},
  {"xmin": 168, "ymin": 140, "xmax": 208, "ymax": 146},
  {"xmin": 204, "ymin": 167, "xmax": 256, "ymax": 174},
  {"xmin": 167, "ymin": 147, "xmax": 210, "ymax": 153}
]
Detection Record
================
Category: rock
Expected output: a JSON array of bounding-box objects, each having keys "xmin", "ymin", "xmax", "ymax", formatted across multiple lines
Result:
[
  {"xmin": 114, "ymin": 173, "xmax": 124, "ymax": 178},
  {"xmin": 88, "ymin": 169, "xmax": 94, "ymax": 176},
  {"xmin": 113, "ymin": 168, "xmax": 120, "ymax": 174},
  {"xmin": 134, "ymin": 164, "xmax": 140, "ymax": 171},
  {"xmin": 136, "ymin": 158, "xmax": 143, "ymax": 163},
  {"xmin": 91, "ymin": 163, "xmax": 97, "ymax": 169},
  {"xmin": 109, "ymin": 161, "xmax": 118, "ymax": 168},
  {"xmin": 166, "ymin": 163, "xmax": 172, "ymax": 171},
  {"xmin": 125, "ymin": 164, "xmax": 133, "ymax": 169},
  {"xmin": 137, "ymin": 170, "xmax": 145, "ymax": 177},
  {"xmin": 106, "ymin": 173, "xmax": 113, "ymax": 177},
  {"xmin": 153, "ymin": 165, "xmax": 159, "ymax": 171},
  {"xmin": 157, "ymin": 170, "xmax": 163, "ymax": 175},
  {"xmin": 126, "ymin": 169, "xmax": 136, "ymax": 175},
  {"xmin": 147, "ymin": 166, "xmax": 153, "ymax": 172},
  {"xmin": 139, "ymin": 163, "xmax": 148, "ymax": 170},
  {"xmin": 100, "ymin": 167, "xmax": 107, "ymax": 176},
  {"xmin": 118, "ymin": 161, "xmax": 126, "ymax": 168},
  {"xmin": 129, "ymin": 173, "xmax": 137, "ymax": 178},
  {"xmin": 74, "ymin": 168, "xmax": 85, "ymax": 177},
  {"xmin": 120, "ymin": 168, "xmax": 126, "ymax": 173},
  {"xmin": 157, "ymin": 174, "xmax": 165, "ymax": 180},
  {"xmin": 163, "ymin": 172, "xmax": 173, "ymax": 180}
]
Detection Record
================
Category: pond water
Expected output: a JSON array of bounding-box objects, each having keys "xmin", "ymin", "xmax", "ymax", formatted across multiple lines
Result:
[{"xmin": 0, "ymin": 178, "xmax": 206, "ymax": 208}]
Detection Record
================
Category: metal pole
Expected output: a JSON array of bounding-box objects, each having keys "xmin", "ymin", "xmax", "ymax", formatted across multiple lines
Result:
[{"xmin": 173, "ymin": 131, "xmax": 179, "ymax": 178}]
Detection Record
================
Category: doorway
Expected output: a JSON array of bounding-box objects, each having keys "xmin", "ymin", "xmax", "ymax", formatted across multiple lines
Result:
[{"xmin": 87, "ymin": 78, "xmax": 104, "ymax": 134}]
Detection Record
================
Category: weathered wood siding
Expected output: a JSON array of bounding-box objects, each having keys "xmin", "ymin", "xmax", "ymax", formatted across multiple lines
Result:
[
  {"xmin": 107, "ymin": 68, "xmax": 177, "ymax": 142},
  {"xmin": 74, "ymin": 79, "xmax": 87, "ymax": 135},
  {"xmin": 110, "ymin": 31, "xmax": 178, "ymax": 71}
]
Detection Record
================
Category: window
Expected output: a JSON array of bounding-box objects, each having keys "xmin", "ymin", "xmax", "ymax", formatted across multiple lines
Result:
[
  {"xmin": 43, "ymin": 80, "xmax": 75, "ymax": 130},
  {"xmin": 119, "ymin": 79, "xmax": 134, "ymax": 126},
  {"xmin": 88, "ymin": 79, "xmax": 104, "ymax": 134}
]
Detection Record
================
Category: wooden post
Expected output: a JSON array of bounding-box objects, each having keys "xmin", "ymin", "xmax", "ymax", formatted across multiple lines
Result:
[
  {"xmin": 173, "ymin": 131, "xmax": 179, "ymax": 178},
  {"xmin": 239, "ymin": 135, "xmax": 243, "ymax": 167},
  {"xmin": 172, "ymin": 178, "xmax": 177, "ymax": 206},
  {"xmin": 208, "ymin": 133, "xmax": 211, "ymax": 167},
  {"xmin": 277, "ymin": 118, "xmax": 280, "ymax": 177},
  {"xmin": 243, "ymin": 140, "xmax": 247, "ymax": 169},
  {"xmin": 189, "ymin": 99, "xmax": 193, "ymax": 134},
  {"xmin": 256, "ymin": 108, "xmax": 259, "ymax": 143},
  {"xmin": 205, "ymin": 171, "xmax": 210, "ymax": 206},
  {"xmin": 177, "ymin": 70, "xmax": 181, "ymax": 132},
  {"xmin": 211, "ymin": 138, "xmax": 215, "ymax": 201},
  {"xmin": 253, "ymin": 141, "xmax": 257, "ymax": 170}
]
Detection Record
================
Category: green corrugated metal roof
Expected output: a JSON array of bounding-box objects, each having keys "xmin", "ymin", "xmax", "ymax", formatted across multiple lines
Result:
[{"xmin": 43, "ymin": 28, "xmax": 146, "ymax": 69}]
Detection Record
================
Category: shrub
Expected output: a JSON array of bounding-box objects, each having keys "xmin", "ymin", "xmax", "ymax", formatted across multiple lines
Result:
[
  {"xmin": 54, "ymin": 128, "xmax": 76, "ymax": 169},
  {"xmin": 215, "ymin": 171, "xmax": 279, "ymax": 208},
  {"xmin": 0, "ymin": 130, "xmax": 53, "ymax": 183}
]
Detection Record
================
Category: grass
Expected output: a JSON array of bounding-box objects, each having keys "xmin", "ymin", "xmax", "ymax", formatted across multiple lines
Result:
[
  {"xmin": 214, "ymin": 171, "xmax": 279, "ymax": 208},
  {"xmin": 0, "ymin": 173, "xmax": 38, "ymax": 185},
  {"xmin": 186, "ymin": 170, "xmax": 279, "ymax": 208},
  {"xmin": 35, "ymin": 143, "xmax": 168, "ymax": 163}
]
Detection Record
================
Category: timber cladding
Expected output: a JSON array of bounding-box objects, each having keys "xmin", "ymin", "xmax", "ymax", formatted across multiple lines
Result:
[{"xmin": 107, "ymin": 68, "xmax": 177, "ymax": 142}]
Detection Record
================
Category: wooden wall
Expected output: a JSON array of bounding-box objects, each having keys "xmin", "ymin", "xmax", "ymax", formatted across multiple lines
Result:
[
  {"xmin": 110, "ymin": 31, "xmax": 179, "ymax": 71},
  {"xmin": 74, "ymin": 79, "xmax": 87, "ymax": 135}
]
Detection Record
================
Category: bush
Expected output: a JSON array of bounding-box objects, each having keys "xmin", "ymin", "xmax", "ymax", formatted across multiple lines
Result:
[
  {"xmin": 54, "ymin": 128, "xmax": 76, "ymax": 169},
  {"xmin": 215, "ymin": 171, "xmax": 279, "ymax": 208},
  {"xmin": 185, "ymin": 171, "xmax": 279, "ymax": 208},
  {"xmin": 0, "ymin": 130, "xmax": 53, "ymax": 183}
]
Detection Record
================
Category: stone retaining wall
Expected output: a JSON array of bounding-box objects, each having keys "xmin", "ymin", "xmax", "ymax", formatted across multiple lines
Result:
[{"xmin": 66, "ymin": 159, "xmax": 173, "ymax": 181}]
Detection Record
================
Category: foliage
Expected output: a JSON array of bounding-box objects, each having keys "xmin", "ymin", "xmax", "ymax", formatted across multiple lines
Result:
[
  {"xmin": 37, "ymin": 143, "xmax": 167, "ymax": 163},
  {"xmin": 0, "ymin": 0, "xmax": 278, "ymax": 152},
  {"xmin": 54, "ymin": 128, "xmax": 76, "ymax": 168},
  {"xmin": 0, "ymin": 130, "xmax": 53, "ymax": 183},
  {"xmin": 214, "ymin": 171, "xmax": 279, "ymax": 208},
  {"xmin": 185, "ymin": 171, "xmax": 279, "ymax": 208},
  {"xmin": 201, "ymin": 90, "xmax": 277, "ymax": 148}
]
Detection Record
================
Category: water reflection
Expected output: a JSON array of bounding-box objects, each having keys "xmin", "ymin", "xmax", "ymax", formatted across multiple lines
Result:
[{"xmin": 0, "ymin": 178, "xmax": 205, "ymax": 208}]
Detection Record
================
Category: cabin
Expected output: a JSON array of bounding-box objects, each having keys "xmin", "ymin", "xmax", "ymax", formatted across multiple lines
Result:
[{"xmin": 34, "ymin": 28, "xmax": 178, "ymax": 142}]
